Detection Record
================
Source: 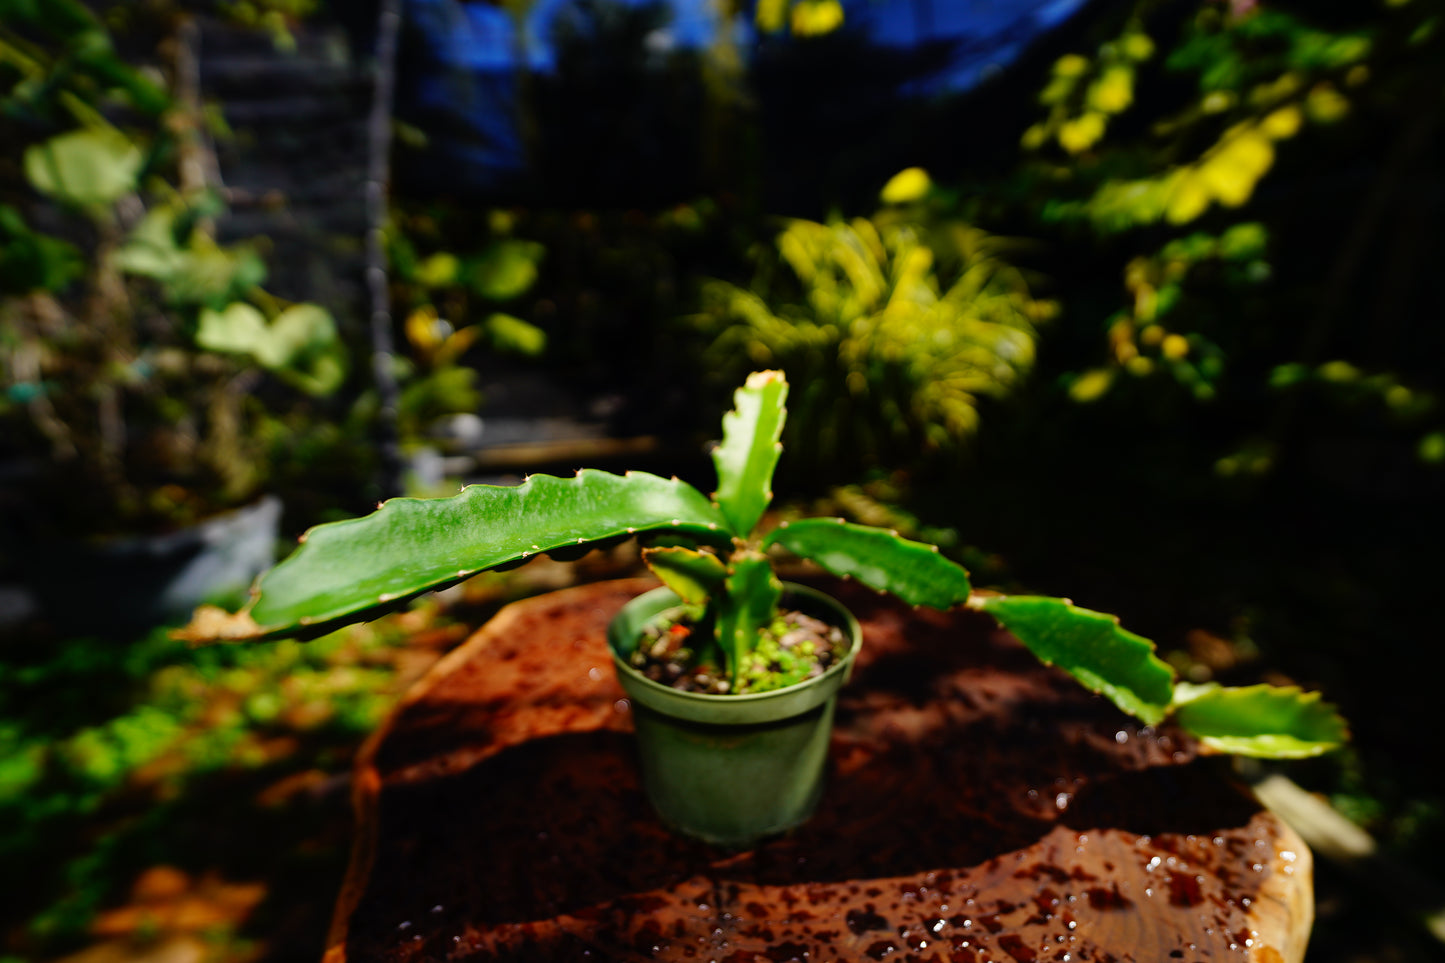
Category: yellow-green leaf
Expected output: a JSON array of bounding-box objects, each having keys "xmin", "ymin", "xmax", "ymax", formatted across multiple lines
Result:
[
  {"xmin": 24, "ymin": 126, "xmax": 142, "ymax": 208},
  {"xmin": 484, "ymin": 312, "xmax": 547, "ymax": 356},
  {"xmin": 1172, "ymin": 682, "xmax": 1348, "ymax": 758},
  {"xmin": 642, "ymin": 546, "xmax": 727, "ymax": 607},
  {"xmin": 880, "ymin": 167, "xmax": 932, "ymax": 204}
]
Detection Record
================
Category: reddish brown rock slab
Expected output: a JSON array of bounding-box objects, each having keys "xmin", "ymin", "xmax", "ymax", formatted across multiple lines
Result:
[{"xmin": 326, "ymin": 578, "xmax": 1311, "ymax": 963}]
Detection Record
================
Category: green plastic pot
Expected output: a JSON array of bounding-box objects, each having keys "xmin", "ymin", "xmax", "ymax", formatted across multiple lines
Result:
[{"xmin": 607, "ymin": 582, "xmax": 863, "ymax": 848}]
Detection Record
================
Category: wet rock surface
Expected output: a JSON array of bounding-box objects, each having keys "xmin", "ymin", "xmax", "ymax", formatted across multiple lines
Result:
[{"xmin": 330, "ymin": 578, "xmax": 1311, "ymax": 963}]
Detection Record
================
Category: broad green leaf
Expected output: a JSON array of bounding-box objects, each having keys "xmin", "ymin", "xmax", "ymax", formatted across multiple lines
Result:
[
  {"xmin": 270, "ymin": 304, "xmax": 346, "ymax": 396},
  {"xmin": 469, "ymin": 239, "xmax": 543, "ymax": 301},
  {"xmin": 765, "ymin": 518, "xmax": 971, "ymax": 609},
  {"xmin": 642, "ymin": 546, "xmax": 727, "ymax": 607},
  {"xmin": 715, "ymin": 552, "xmax": 781, "ymax": 688},
  {"xmin": 197, "ymin": 303, "xmax": 345, "ymax": 396},
  {"xmin": 268, "ymin": 303, "xmax": 338, "ymax": 364},
  {"xmin": 415, "ymin": 252, "xmax": 460, "ymax": 288},
  {"xmin": 114, "ymin": 204, "xmax": 187, "ymax": 278},
  {"xmin": 484, "ymin": 312, "xmax": 547, "ymax": 356},
  {"xmin": 116, "ymin": 203, "xmax": 265, "ymax": 308},
  {"xmin": 974, "ymin": 595, "xmax": 1175, "ymax": 725},
  {"xmin": 163, "ymin": 243, "xmax": 265, "ymax": 309},
  {"xmin": 269, "ymin": 302, "xmax": 343, "ymax": 377},
  {"xmin": 1172, "ymin": 682, "xmax": 1348, "ymax": 758},
  {"xmin": 711, "ymin": 370, "xmax": 788, "ymax": 535},
  {"xmin": 23, "ymin": 127, "xmax": 141, "ymax": 208},
  {"xmin": 197, "ymin": 302, "xmax": 269, "ymax": 357},
  {"xmin": 178, "ymin": 471, "xmax": 728, "ymax": 642}
]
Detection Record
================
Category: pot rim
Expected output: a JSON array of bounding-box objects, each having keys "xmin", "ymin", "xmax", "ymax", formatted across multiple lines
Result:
[{"xmin": 608, "ymin": 582, "xmax": 863, "ymax": 724}]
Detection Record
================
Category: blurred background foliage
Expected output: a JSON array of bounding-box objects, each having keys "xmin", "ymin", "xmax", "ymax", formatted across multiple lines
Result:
[
  {"xmin": 690, "ymin": 187, "xmax": 1055, "ymax": 478},
  {"xmin": 2, "ymin": 0, "xmax": 1444, "ymax": 960},
  {"xmin": 0, "ymin": 0, "xmax": 357, "ymax": 538}
]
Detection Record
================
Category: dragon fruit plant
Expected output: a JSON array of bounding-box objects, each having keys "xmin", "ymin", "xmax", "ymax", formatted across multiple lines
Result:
[{"xmin": 181, "ymin": 371, "xmax": 1345, "ymax": 758}]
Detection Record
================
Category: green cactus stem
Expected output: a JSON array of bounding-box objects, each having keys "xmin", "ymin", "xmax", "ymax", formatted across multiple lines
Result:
[{"xmin": 175, "ymin": 369, "xmax": 1346, "ymax": 760}]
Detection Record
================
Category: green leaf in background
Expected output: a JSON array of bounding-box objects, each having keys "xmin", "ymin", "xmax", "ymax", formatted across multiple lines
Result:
[
  {"xmin": 196, "ymin": 302, "xmax": 269, "ymax": 358},
  {"xmin": 414, "ymin": 251, "xmax": 460, "ymax": 288},
  {"xmin": 642, "ymin": 546, "xmax": 729, "ymax": 606},
  {"xmin": 484, "ymin": 312, "xmax": 547, "ymax": 356},
  {"xmin": 0, "ymin": 205, "xmax": 82, "ymax": 294},
  {"xmin": 113, "ymin": 204, "xmax": 188, "ymax": 278},
  {"xmin": 974, "ymin": 595, "xmax": 1176, "ymax": 725},
  {"xmin": 1172, "ymin": 682, "xmax": 1348, "ymax": 758},
  {"xmin": 1, "ymin": 0, "xmax": 97, "ymax": 36},
  {"xmin": 764, "ymin": 518, "xmax": 972, "ymax": 610},
  {"xmin": 714, "ymin": 552, "xmax": 781, "ymax": 687},
  {"xmin": 181, "ymin": 471, "xmax": 729, "ymax": 642},
  {"xmin": 23, "ymin": 127, "xmax": 141, "ymax": 208},
  {"xmin": 266, "ymin": 303, "xmax": 347, "ymax": 396},
  {"xmin": 398, "ymin": 366, "xmax": 481, "ymax": 436},
  {"xmin": 196, "ymin": 302, "xmax": 346, "ymax": 396},
  {"xmin": 266, "ymin": 303, "xmax": 336, "ymax": 366},
  {"xmin": 167, "ymin": 244, "xmax": 266, "ymax": 309},
  {"xmin": 711, "ymin": 369, "xmax": 788, "ymax": 535},
  {"xmin": 115, "ymin": 202, "xmax": 266, "ymax": 308},
  {"xmin": 66, "ymin": 25, "xmax": 170, "ymax": 116},
  {"xmin": 469, "ymin": 239, "xmax": 544, "ymax": 301}
]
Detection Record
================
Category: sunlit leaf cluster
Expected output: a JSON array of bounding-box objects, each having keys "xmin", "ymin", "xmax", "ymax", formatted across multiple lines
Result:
[
  {"xmin": 754, "ymin": 0, "xmax": 845, "ymax": 37},
  {"xmin": 1068, "ymin": 223, "xmax": 1268, "ymax": 405},
  {"xmin": 1021, "ymin": 24, "xmax": 1154, "ymax": 156},
  {"xmin": 1026, "ymin": 4, "xmax": 1371, "ymax": 233},
  {"xmin": 692, "ymin": 184, "xmax": 1055, "ymax": 472}
]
